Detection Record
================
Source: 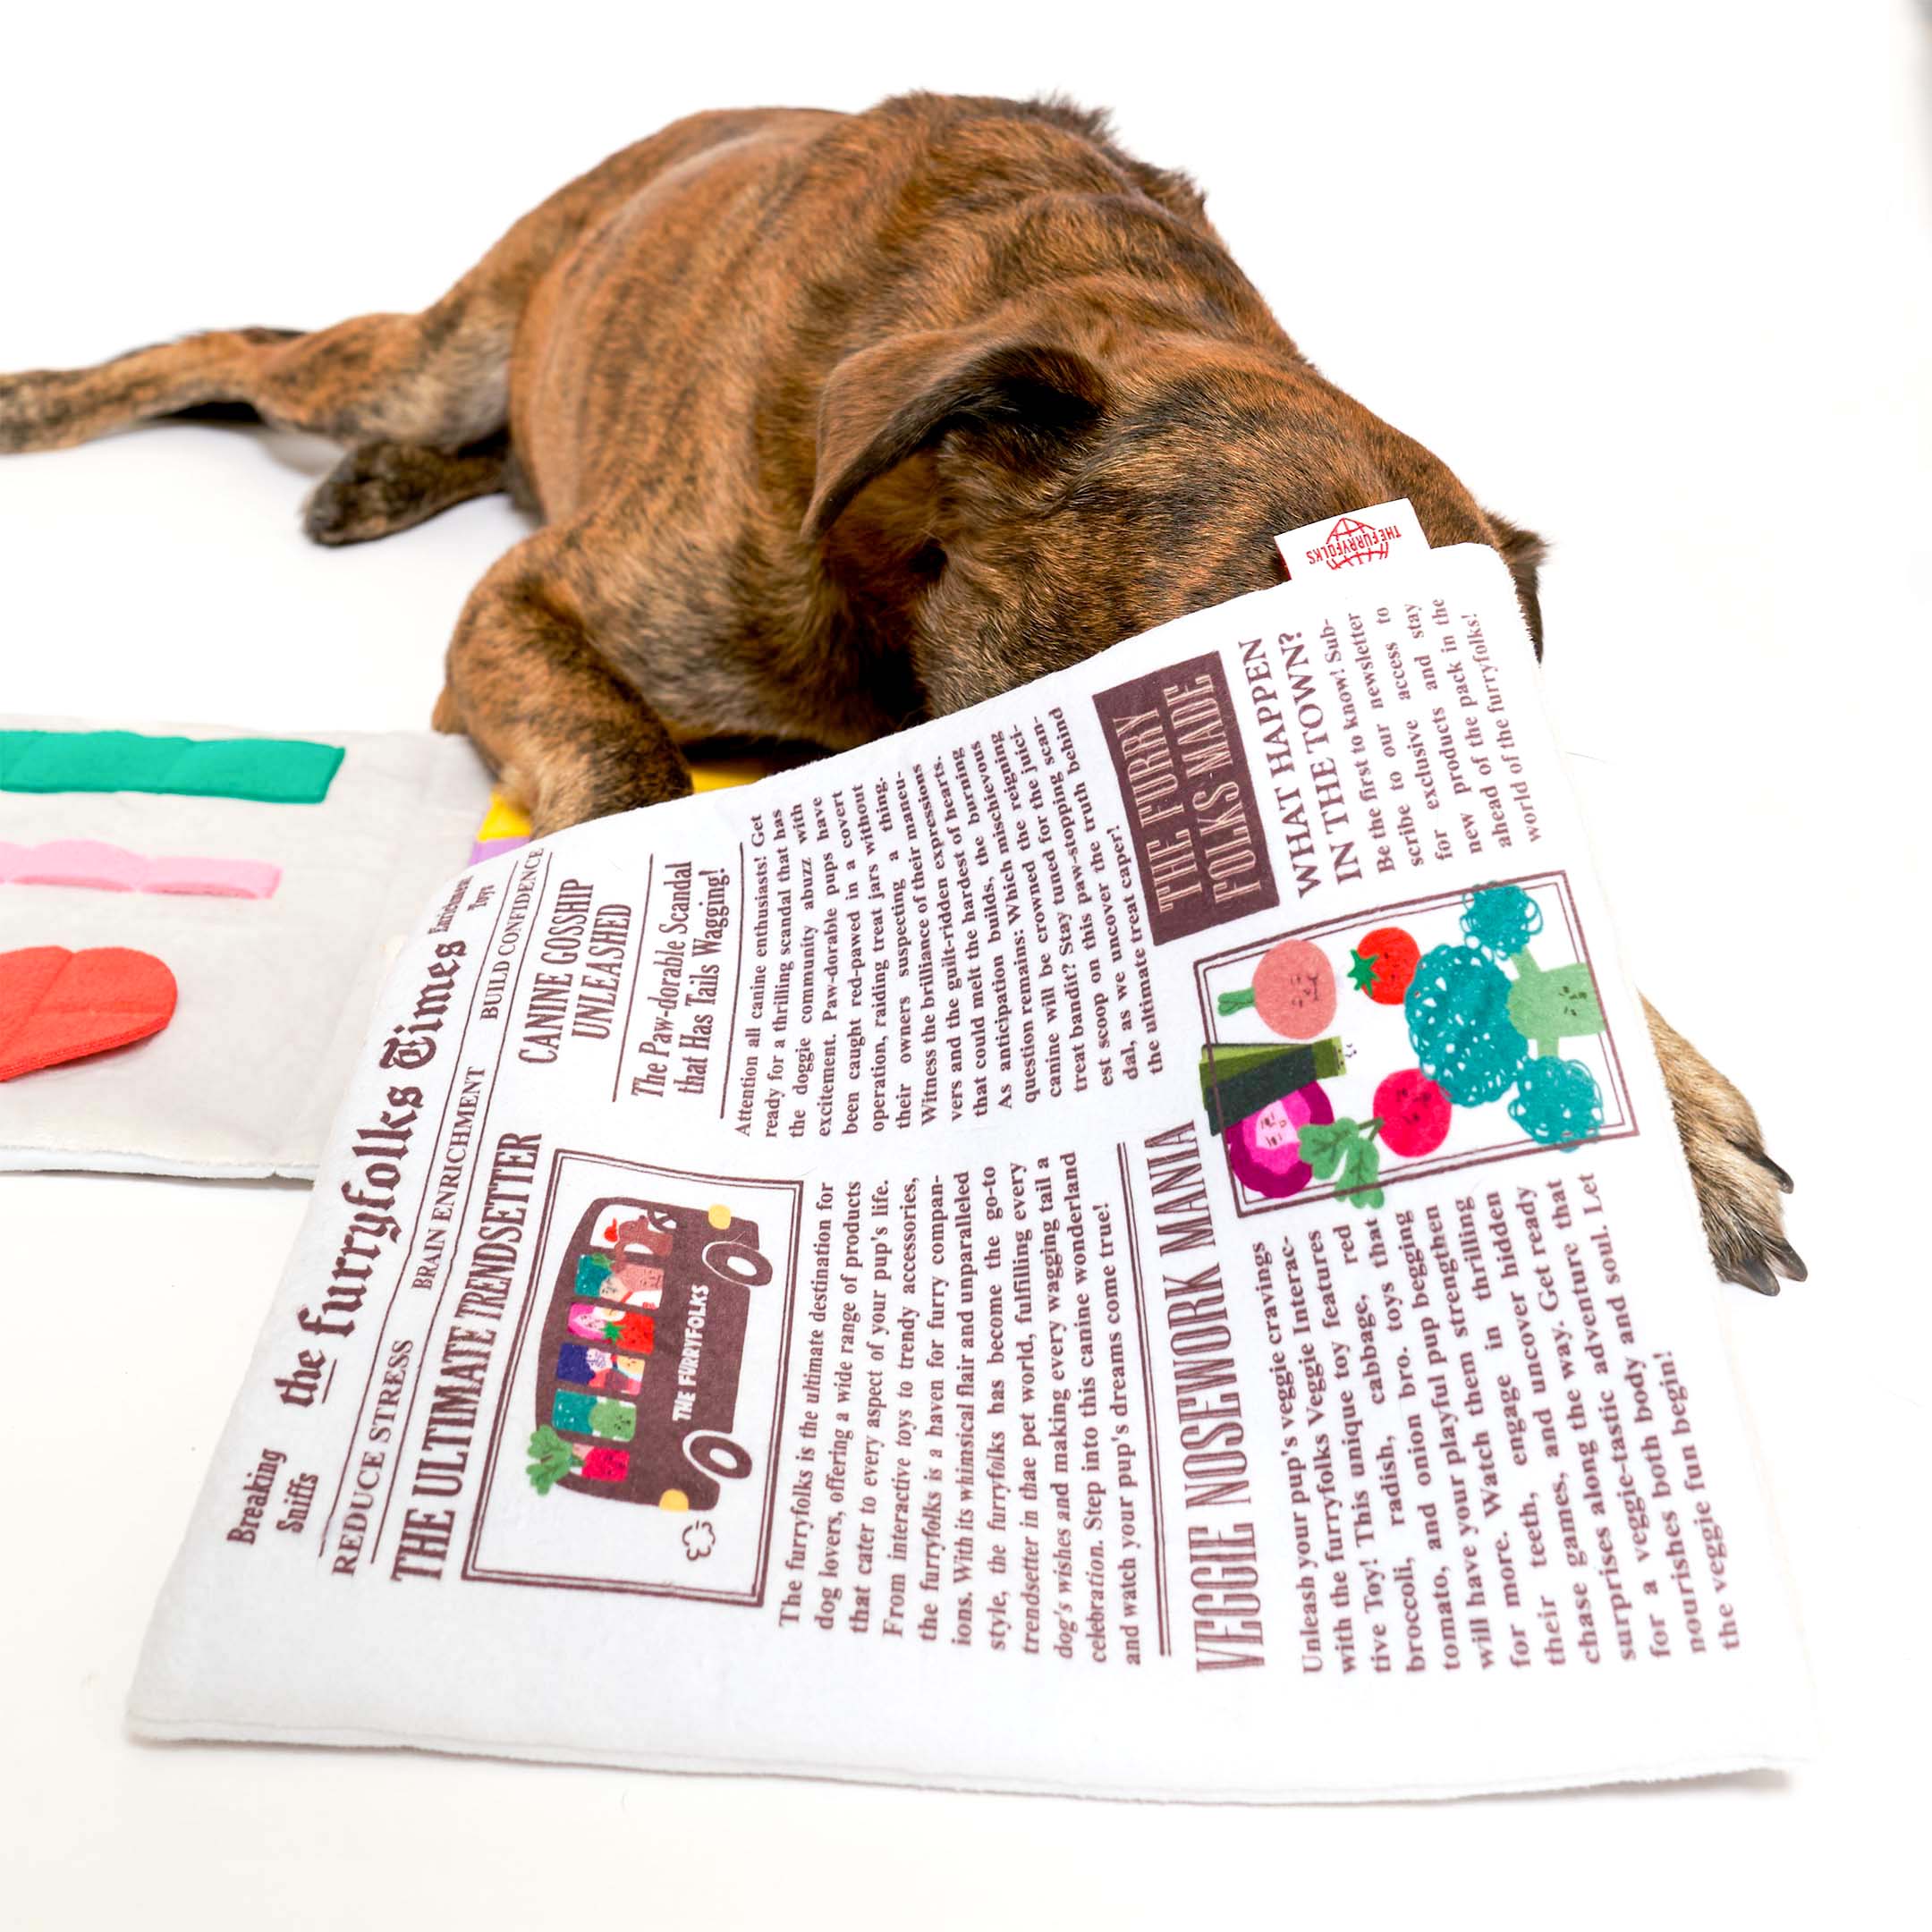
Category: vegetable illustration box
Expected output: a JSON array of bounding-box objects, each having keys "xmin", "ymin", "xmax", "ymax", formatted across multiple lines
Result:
[{"xmin": 1195, "ymin": 871, "xmax": 1638, "ymax": 1216}]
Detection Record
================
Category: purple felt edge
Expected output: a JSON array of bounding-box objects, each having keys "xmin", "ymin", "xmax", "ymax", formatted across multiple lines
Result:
[{"xmin": 469, "ymin": 835, "xmax": 531, "ymax": 867}]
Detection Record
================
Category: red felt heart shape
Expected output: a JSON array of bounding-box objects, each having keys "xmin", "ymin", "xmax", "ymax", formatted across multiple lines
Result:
[{"xmin": 0, "ymin": 945, "xmax": 177, "ymax": 1080}]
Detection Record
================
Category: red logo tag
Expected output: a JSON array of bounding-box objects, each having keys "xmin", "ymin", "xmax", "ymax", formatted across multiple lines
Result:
[{"xmin": 1274, "ymin": 497, "xmax": 1428, "ymax": 580}]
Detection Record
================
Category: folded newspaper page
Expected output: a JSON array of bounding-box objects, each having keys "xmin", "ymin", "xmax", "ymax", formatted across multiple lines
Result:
[{"xmin": 131, "ymin": 540, "xmax": 1811, "ymax": 1799}]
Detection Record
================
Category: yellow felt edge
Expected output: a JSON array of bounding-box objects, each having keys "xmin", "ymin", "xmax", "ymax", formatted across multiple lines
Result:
[
  {"xmin": 476, "ymin": 767, "xmax": 768, "ymax": 835},
  {"xmin": 476, "ymin": 792, "xmax": 533, "ymax": 840},
  {"xmin": 690, "ymin": 761, "xmax": 770, "ymax": 793}
]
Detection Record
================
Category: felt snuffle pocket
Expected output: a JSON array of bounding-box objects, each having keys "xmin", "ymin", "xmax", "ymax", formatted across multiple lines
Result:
[
  {"xmin": 0, "ymin": 945, "xmax": 178, "ymax": 1081},
  {"xmin": 0, "ymin": 719, "xmax": 495, "ymax": 1178},
  {"xmin": 554, "ymin": 1345, "xmax": 647, "ymax": 1397},
  {"xmin": 550, "ymin": 1392, "xmax": 637, "ymax": 1441},
  {"xmin": 0, "ymin": 728, "xmax": 344, "ymax": 802},
  {"xmin": 0, "ymin": 840, "xmax": 281, "ymax": 899},
  {"xmin": 556, "ymin": 1343, "xmax": 614, "ymax": 1390},
  {"xmin": 571, "ymin": 1443, "xmax": 630, "ymax": 1486},
  {"xmin": 609, "ymin": 1262, "xmax": 665, "ymax": 1309},
  {"xmin": 564, "ymin": 1303, "xmax": 655, "ymax": 1352},
  {"xmin": 572, "ymin": 1250, "xmax": 665, "ymax": 1310}
]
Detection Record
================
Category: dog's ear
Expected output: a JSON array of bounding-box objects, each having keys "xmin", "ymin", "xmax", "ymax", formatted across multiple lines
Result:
[
  {"xmin": 803, "ymin": 326, "xmax": 1108, "ymax": 543},
  {"xmin": 1486, "ymin": 510, "xmax": 1547, "ymax": 657}
]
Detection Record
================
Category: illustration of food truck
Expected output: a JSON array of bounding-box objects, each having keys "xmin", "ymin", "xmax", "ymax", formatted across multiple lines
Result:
[{"xmin": 525, "ymin": 1195, "xmax": 769, "ymax": 1512}]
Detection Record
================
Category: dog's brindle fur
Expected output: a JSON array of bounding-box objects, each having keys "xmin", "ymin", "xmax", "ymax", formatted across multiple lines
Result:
[{"xmin": 0, "ymin": 93, "xmax": 1802, "ymax": 1292}]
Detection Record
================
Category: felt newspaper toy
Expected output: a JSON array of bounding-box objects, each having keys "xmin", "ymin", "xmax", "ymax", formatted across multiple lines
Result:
[{"xmin": 130, "ymin": 542, "xmax": 1809, "ymax": 1801}]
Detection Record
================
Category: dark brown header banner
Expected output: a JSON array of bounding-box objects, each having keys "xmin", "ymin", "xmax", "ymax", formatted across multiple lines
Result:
[{"xmin": 1093, "ymin": 651, "xmax": 1278, "ymax": 945}]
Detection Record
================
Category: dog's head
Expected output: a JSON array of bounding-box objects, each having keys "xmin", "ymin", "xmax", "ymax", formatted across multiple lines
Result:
[{"xmin": 803, "ymin": 318, "xmax": 1545, "ymax": 716}]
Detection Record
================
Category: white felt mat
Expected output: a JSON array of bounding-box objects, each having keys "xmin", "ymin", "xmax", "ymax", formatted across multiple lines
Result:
[{"xmin": 0, "ymin": 716, "xmax": 493, "ymax": 1177}]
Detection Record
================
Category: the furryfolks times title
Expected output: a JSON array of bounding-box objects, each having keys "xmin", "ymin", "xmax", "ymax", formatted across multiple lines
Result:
[{"xmin": 269, "ymin": 939, "xmax": 467, "ymax": 1408}]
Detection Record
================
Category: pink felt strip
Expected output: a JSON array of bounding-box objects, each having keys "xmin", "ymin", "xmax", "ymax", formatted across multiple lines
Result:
[
  {"xmin": 143, "ymin": 855, "xmax": 282, "ymax": 898},
  {"xmin": 8, "ymin": 838, "xmax": 144, "ymax": 890},
  {"xmin": 0, "ymin": 839, "xmax": 280, "ymax": 899}
]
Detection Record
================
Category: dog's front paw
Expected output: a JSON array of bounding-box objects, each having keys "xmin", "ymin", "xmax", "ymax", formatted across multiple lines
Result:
[
  {"xmin": 1644, "ymin": 997, "xmax": 1805, "ymax": 1294},
  {"xmin": 521, "ymin": 748, "xmax": 693, "ymax": 837}
]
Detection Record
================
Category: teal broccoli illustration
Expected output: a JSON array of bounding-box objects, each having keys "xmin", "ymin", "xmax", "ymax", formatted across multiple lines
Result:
[
  {"xmin": 1401, "ymin": 886, "xmax": 1607, "ymax": 1150},
  {"xmin": 1404, "ymin": 943, "xmax": 1527, "ymax": 1105},
  {"xmin": 1506, "ymin": 953, "xmax": 1606, "ymax": 1061},
  {"xmin": 1461, "ymin": 879, "xmax": 1608, "ymax": 1058},
  {"xmin": 1461, "ymin": 882, "xmax": 1543, "ymax": 955},
  {"xmin": 1509, "ymin": 1056, "xmax": 1606, "ymax": 1145}
]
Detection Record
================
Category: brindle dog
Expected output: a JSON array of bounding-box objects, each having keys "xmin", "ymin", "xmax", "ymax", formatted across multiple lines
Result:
[{"xmin": 0, "ymin": 92, "xmax": 1802, "ymax": 1292}]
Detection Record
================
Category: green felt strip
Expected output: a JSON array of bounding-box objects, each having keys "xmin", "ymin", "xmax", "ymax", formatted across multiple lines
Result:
[{"xmin": 0, "ymin": 729, "xmax": 345, "ymax": 803}]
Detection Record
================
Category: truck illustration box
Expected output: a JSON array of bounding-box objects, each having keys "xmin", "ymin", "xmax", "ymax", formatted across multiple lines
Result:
[{"xmin": 525, "ymin": 1194, "xmax": 772, "ymax": 1513}]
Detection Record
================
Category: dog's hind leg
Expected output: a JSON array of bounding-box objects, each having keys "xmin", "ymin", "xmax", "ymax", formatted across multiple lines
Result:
[
  {"xmin": 304, "ymin": 434, "xmax": 511, "ymax": 546},
  {"xmin": 433, "ymin": 531, "xmax": 692, "ymax": 836}
]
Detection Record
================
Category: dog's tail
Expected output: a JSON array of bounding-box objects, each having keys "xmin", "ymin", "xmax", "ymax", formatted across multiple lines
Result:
[
  {"xmin": 0, "ymin": 327, "xmax": 309, "ymax": 453},
  {"xmin": 0, "ymin": 312, "xmax": 518, "ymax": 454}
]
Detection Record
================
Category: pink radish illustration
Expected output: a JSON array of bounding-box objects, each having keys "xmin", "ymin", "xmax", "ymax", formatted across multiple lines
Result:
[{"xmin": 1216, "ymin": 938, "xmax": 1336, "ymax": 1039}]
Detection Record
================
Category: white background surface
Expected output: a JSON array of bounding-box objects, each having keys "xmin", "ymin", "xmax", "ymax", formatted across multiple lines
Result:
[{"xmin": 2, "ymin": 2, "xmax": 1926, "ymax": 1924}]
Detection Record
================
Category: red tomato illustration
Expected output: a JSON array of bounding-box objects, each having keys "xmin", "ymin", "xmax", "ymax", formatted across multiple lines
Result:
[
  {"xmin": 1373, "ymin": 1069, "xmax": 1453, "ymax": 1157},
  {"xmin": 1348, "ymin": 927, "xmax": 1420, "ymax": 1005}
]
